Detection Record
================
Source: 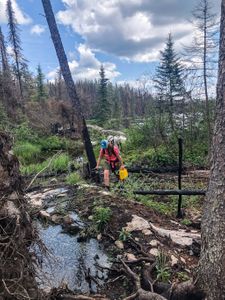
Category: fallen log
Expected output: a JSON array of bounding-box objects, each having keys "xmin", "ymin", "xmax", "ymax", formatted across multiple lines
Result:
[
  {"xmin": 133, "ymin": 189, "xmax": 206, "ymax": 196},
  {"xmin": 127, "ymin": 166, "xmax": 182, "ymax": 174}
]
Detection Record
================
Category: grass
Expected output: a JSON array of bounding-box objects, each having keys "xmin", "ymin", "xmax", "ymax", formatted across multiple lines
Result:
[
  {"xmin": 66, "ymin": 172, "xmax": 82, "ymax": 185},
  {"xmin": 14, "ymin": 142, "xmax": 42, "ymax": 165},
  {"xmin": 93, "ymin": 206, "xmax": 112, "ymax": 232},
  {"xmin": 21, "ymin": 153, "xmax": 71, "ymax": 175}
]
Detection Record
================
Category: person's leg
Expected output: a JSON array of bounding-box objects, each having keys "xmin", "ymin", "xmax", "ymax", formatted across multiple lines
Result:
[{"xmin": 104, "ymin": 169, "xmax": 110, "ymax": 189}]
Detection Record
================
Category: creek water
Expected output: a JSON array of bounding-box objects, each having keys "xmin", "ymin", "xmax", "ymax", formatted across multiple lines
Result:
[{"xmin": 30, "ymin": 188, "xmax": 111, "ymax": 293}]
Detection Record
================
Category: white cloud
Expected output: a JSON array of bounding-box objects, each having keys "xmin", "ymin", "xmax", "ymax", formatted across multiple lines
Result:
[
  {"xmin": 47, "ymin": 44, "xmax": 120, "ymax": 81},
  {"xmin": 56, "ymin": 0, "xmax": 220, "ymax": 63},
  {"xmin": 30, "ymin": 24, "xmax": 45, "ymax": 36},
  {"xmin": 0, "ymin": 0, "xmax": 31, "ymax": 25}
]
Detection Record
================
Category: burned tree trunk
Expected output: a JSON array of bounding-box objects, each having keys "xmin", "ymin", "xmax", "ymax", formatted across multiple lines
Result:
[
  {"xmin": 41, "ymin": 0, "xmax": 96, "ymax": 170},
  {"xmin": 197, "ymin": 1, "xmax": 225, "ymax": 299},
  {"xmin": 0, "ymin": 132, "xmax": 40, "ymax": 299}
]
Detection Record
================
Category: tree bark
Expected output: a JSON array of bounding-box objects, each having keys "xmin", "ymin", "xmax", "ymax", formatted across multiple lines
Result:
[
  {"xmin": 41, "ymin": 0, "xmax": 96, "ymax": 170},
  {"xmin": 197, "ymin": 1, "xmax": 225, "ymax": 299}
]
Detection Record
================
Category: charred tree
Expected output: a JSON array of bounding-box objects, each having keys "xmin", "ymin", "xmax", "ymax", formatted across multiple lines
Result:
[
  {"xmin": 41, "ymin": 0, "xmax": 96, "ymax": 170},
  {"xmin": 6, "ymin": 0, "xmax": 27, "ymax": 100},
  {"xmin": 197, "ymin": 0, "xmax": 225, "ymax": 299}
]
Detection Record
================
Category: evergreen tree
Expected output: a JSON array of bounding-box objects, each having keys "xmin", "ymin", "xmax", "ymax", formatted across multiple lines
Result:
[
  {"xmin": 36, "ymin": 64, "xmax": 46, "ymax": 101},
  {"xmin": 7, "ymin": 0, "xmax": 28, "ymax": 99},
  {"xmin": 95, "ymin": 65, "xmax": 110, "ymax": 126},
  {"xmin": 154, "ymin": 33, "xmax": 186, "ymax": 133}
]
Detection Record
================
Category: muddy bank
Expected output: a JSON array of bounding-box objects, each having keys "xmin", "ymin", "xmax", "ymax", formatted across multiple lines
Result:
[{"xmin": 27, "ymin": 180, "xmax": 203, "ymax": 299}]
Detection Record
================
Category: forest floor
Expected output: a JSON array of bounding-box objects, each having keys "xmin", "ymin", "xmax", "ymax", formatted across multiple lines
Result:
[{"xmin": 27, "ymin": 169, "xmax": 208, "ymax": 299}]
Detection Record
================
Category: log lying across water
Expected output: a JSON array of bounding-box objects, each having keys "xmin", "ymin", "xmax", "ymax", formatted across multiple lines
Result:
[
  {"xmin": 133, "ymin": 189, "xmax": 206, "ymax": 196},
  {"xmin": 127, "ymin": 166, "xmax": 183, "ymax": 173}
]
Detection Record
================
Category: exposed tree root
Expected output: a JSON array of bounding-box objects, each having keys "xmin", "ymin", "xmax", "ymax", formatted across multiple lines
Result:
[{"xmin": 0, "ymin": 131, "xmax": 42, "ymax": 299}]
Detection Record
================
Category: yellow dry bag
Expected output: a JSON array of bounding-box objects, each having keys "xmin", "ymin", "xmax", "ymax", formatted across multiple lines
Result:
[{"xmin": 119, "ymin": 167, "xmax": 128, "ymax": 180}]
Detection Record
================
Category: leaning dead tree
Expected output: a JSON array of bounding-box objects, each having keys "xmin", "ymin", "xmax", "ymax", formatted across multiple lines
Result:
[
  {"xmin": 0, "ymin": 132, "xmax": 41, "ymax": 299},
  {"xmin": 41, "ymin": 0, "xmax": 96, "ymax": 170},
  {"xmin": 197, "ymin": 0, "xmax": 225, "ymax": 299}
]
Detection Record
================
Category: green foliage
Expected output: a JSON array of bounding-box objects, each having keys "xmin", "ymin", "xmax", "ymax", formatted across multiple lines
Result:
[
  {"xmin": 177, "ymin": 272, "xmax": 190, "ymax": 282},
  {"xmin": 93, "ymin": 206, "xmax": 112, "ymax": 232},
  {"xmin": 21, "ymin": 153, "xmax": 71, "ymax": 175},
  {"xmin": 94, "ymin": 65, "xmax": 111, "ymax": 126},
  {"xmin": 36, "ymin": 64, "xmax": 47, "ymax": 101},
  {"xmin": 181, "ymin": 218, "xmax": 192, "ymax": 226},
  {"xmin": 0, "ymin": 104, "xmax": 9, "ymax": 130},
  {"xmin": 119, "ymin": 228, "xmax": 131, "ymax": 241},
  {"xmin": 66, "ymin": 172, "xmax": 82, "ymax": 185},
  {"xmin": 156, "ymin": 251, "xmax": 171, "ymax": 283},
  {"xmin": 13, "ymin": 122, "xmax": 38, "ymax": 143},
  {"xmin": 50, "ymin": 153, "xmax": 70, "ymax": 172},
  {"xmin": 14, "ymin": 142, "xmax": 41, "ymax": 165}
]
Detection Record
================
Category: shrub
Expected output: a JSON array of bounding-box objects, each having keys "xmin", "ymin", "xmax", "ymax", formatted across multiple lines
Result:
[
  {"xmin": 14, "ymin": 142, "xmax": 41, "ymax": 165},
  {"xmin": 13, "ymin": 122, "xmax": 38, "ymax": 143},
  {"xmin": 66, "ymin": 172, "xmax": 82, "ymax": 185},
  {"xmin": 93, "ymin": 206, "xmax": 112, "ymax": 232},
  {"xmin": 119, "ymin": 228, "xmax": 131, "ymax": 241},
  {"xmin": 50, "ymin": 153, "xmax": 70, "ymax": 173}
]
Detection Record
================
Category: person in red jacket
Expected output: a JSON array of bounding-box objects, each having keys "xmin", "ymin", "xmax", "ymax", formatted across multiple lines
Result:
[{"xmin": 96, "ymin": 136, "xmax": 124, "ymax": 190}]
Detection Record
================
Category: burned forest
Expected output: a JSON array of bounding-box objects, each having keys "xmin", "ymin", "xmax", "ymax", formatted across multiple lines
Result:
[{"xmin": 0, "ymin": 0, "xmax": 223, "ymax": 299}]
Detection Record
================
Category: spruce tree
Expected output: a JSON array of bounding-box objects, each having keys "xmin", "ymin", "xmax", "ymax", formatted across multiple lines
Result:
[
  {"xmin": 154, "ymin": 33, "xmax": 186, "ymax": 133},
  {"xmin": 95, "ymin": 65, "xmax": 110, "ymax": 126},
  {"xmin": 36, "ymin": 64, "xmax": 46, "ymax": 101}
]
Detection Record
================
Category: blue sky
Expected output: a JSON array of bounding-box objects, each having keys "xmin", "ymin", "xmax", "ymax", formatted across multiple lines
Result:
[{"xmin": 0, "ymin": 0, "xmax": 221, "ymax": 86}]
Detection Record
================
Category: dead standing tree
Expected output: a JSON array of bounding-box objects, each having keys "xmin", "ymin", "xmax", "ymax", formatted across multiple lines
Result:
[
  {"xmin": 197, "ymin": 0, "xmax": 225, "ymax": 299},
  {"xmin": 41, "ymin": 0, "xmax": 96, "ymax": 171}
]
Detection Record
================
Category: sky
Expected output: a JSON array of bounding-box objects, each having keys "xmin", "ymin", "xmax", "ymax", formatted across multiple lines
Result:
[{"xmin": 0, "ymin": 0, "xmax": 221, "ymax": 85}]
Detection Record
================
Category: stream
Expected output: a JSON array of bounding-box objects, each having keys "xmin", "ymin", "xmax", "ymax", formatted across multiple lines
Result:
[{"xmin": 28, "ymin": 187, "xmax": 111, "ymax": 294}]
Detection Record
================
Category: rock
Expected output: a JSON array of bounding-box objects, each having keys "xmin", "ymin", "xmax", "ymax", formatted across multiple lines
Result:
[
  {"xmin": 51, "ymin": 214, "xmax": 63, "ymax": 224},
  {"xmin": 171, "ymin": 255, "xmax": 178, "ymax": 266},
  {"xmin": 63, "ymin": 215, "xmax": 74, "ymax": 225},
  {"xmin": 149, "ymin": 222, "xmax": 200, "ymax": 247},
  {"xmin": 149, "ymin": 240, "xmax": 159, "ymax": 247},
  {"xmin": 50, "ymin": 178, "xmax": 57, "ymax": 184},
  {"xmin": 125, "ymin": 215, "xmax": 150, "ymax": 232},
  {"xmin": 88, "ymin": 215, "xmax": 93, "ymax": 220},
  {"xmin": 39, "ymin": 210, "xmax": 50, "ymax": 219},
  {"xmin": 62, "ymin": 224, "xmax": 80, "ymax": 235},
  {"xmin": 115, "ymin": 240, "xmax": 124, "ymax": 249},
  {"xmin": 149, "ymin": 248, "xmax": 159, "ymax": 256},
  {"xmin": 142, "ymin": 229, "xmax": 152, "ymax": 235},
  {"xmin": 126, "ymin": 253, "xmax": 137, "ymax": 261},
  {"xmin": 97, "ymin": 233, "xmax": 102, "ymax": 240}
]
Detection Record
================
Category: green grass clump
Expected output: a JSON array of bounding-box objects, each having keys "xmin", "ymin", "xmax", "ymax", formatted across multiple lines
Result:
[
  {"xmin": 156, "ymin": 251, "xmax": 171, "ymax": 283},
  {"xmin": 14, "ymin": 142, "xmax": 41, "ymax": 165},
  {"xmin": 21, "ymin": 153, "xmax": 71, "ymax": 175},
  {"xmin": 66, "ymin": 172, "xmax": 82, "ymax": 185},
  {"xmin": 50, "ymin": 153, "xmax": 70, "ymax": 173},
  {"xmin": 93, "ymin": 206, "xmax": 112, "ymax": 232}
]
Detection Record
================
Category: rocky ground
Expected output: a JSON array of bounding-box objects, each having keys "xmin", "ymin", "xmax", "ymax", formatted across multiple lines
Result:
[{"xmin": 27, "ymin": 170, "xmax": 206, "ymax": 300}]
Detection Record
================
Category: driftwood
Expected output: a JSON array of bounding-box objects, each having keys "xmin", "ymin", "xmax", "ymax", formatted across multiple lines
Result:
[{"xmin": 134, "ymin": 189, "xmax": 206, "ymax": 196}]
